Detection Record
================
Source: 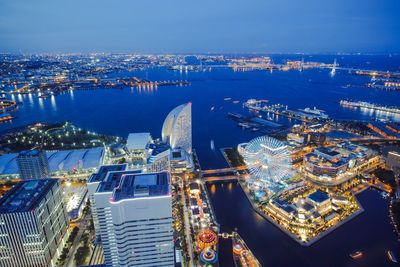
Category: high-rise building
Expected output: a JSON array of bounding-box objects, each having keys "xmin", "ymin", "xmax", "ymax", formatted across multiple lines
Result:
[
  {"xmin": 87, "ymin": 164, "xmax": 128, "ymax": 240},
  {"xmin": 0, "ymin": 179, "xmax": 68, "ymax": 267},
  {"xmin": 162, "ymin": 103, "xmax": 192, "ymax": 154},
  {"xmin": 91, "ymin": 171, "xmax": 174, "ymax": 267},
  {"xmin": 16, "ymin": 150, "xmax": 49, "ymax": 179}
]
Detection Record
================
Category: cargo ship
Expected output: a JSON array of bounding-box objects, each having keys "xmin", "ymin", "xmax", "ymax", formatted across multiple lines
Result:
[{"xmin": 232, "ymin": 232, "xmax": 261, "ymax": 267}]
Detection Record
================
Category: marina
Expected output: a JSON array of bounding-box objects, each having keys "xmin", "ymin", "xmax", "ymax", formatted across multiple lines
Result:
[{"xmin": 244, "ymin": 99, "xmax": 330, "ymax": 123}]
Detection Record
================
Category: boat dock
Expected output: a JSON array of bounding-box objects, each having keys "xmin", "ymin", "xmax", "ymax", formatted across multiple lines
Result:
[
  {"xmin": 340, "ymin": 100, "xmax": 400, "ymax": 115},
  {"xmin": 244, "ymin": 99, "xmax": 329, "ymax": 123}
]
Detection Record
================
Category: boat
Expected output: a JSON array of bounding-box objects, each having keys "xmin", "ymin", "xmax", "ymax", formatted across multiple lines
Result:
[
  {"xmin": 210, "ymin": 140, "xmax": 215, "ymax": 151},
  {"xmin": 350, "ymin": 251, "xmax": 363, "ymax": 259},
  {"xmin": 224, "ymin": 97, "xmax": 232, "ymax": 101},
  {"xmin": 210, "ymin": 106, "xmax": 215, "ymax": 111},
  {"xmin": 298, "ymin": 107, "xmax": 329, "ymax": 119},
  {"xmin": 233, "ymin": 100, "xmax": 240, "ymax": 104},
  {"xmin": 388, "ymin": 250, "xmax": 398, "ymax": 263},
  {"xmin": 232, "ymin": 232, "xmax": 261, "ymax": 267}
]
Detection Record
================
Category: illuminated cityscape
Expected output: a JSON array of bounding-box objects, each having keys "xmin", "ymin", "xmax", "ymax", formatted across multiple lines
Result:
[{"xmin": 0, "ymin": 1, "xmax": 399, "ymax": 267}]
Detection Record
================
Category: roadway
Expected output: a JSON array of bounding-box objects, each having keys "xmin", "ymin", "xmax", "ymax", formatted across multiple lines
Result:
[
  {"xmin": 175, "ymin": 175, "xmax": 194, "ymax": 267},
  {"xmin": 65, "ymin": 212, "xmax": 91, "ymax": 267}
]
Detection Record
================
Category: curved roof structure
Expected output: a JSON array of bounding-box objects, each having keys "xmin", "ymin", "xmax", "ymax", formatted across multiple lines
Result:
[{"xmin": 162, "ymin": 103, "xmax": 192, "ymax": 153}]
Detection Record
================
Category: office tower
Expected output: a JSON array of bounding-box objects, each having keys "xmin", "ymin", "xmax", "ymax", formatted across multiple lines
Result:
[
  {"xmin": 162, "ymin": 103, "xmax": 192, "ymax": 154},
  {"xmin": 92, "ymin": 171, "xmax": 174, "ymax": 267},
  {"xmin": 16, "ymin": 150, "xmax": 49, "ymax": 179},
  {"xmin": 0, "ymin": 179, "xmax": 68, "ymax": 267},
  {"xmin": 87, "ymin": 164, "xmax": 128, "ymax": 240}
]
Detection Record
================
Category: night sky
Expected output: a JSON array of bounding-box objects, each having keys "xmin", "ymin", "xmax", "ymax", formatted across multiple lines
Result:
[{"xmin": 0, "ymin": 0, "xmax": 399, "ymax": 53}]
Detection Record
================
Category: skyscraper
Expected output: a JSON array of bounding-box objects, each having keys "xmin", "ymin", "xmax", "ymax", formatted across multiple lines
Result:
[
  {"xmin": 162, "ymin": 103, "xmax": 192, "ymax": 154},
  {"xmin": 16, "ymin": 150, "xmax": 49, "ymax": 179},
  {"xmin": 92, "ymin": 171, "xmax": 174, "ymax": 267},
  {"xmin": 0, "ymin": 179, "xmax": 68, "ymax": 267}
]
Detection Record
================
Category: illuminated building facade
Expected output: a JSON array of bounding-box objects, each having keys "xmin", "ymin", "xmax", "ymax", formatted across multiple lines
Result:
[
  {"xmin": 162, "ymin": 103, "xmax": 192, "ymax": 154},
  {"xmin": 91, "ymin": 171, "xmax": 174, "ymax": 267},
  {"xmin": 0, "ymin": 179, "xmax": 68, "ymax": 267}
]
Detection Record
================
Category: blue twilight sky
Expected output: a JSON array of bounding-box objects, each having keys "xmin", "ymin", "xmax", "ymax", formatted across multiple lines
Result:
[{"xmin": 0, "ymin": 0, "xmax": 399, "ymax": 53}]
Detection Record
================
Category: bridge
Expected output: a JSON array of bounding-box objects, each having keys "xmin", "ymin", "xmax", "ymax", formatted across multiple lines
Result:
[
  {"xmin": 202, "ymin": 175, "xmax": 240, "ymax": 182},
  {"xmin": 201, "ymin": 165, "xmax": 247, "ymax": 175}
]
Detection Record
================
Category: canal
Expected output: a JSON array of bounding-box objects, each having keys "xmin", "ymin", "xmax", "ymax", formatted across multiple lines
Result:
[{"xmin": 206, "ymin": 181, "xmax": 399, "ymax": 267}]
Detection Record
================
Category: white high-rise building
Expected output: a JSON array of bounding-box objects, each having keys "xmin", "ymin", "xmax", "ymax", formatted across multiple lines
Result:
[
  {"xmin": 162, "ymin": 103, "xmax": 192, "ymax": 154},
  {"xmin": 87, "ymin": 164, "xmax": 128, "ymax": 240},
  {"xmin": 0, "ymin": 179, "xmax": 68, "ymax": 267},
  {"xmin": 91, "ymin": 170, "xmax": 174, "ymax": 267}
]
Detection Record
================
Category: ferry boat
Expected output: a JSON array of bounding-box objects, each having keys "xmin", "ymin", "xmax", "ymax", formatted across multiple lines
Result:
[
  {"xmin": 232, "ymin": 232, "xmax": 261, "ymax": 267},
  {"xmin": 298, "ymin": 107, "xmax": 329, "ymax": 119},
  {"xmin": 350, "ymin": 251, "xmax": 363, "ymax": 259},
  {"xmin": 387, "ymin": 250, "xmax": 398, "ymax": 263}
]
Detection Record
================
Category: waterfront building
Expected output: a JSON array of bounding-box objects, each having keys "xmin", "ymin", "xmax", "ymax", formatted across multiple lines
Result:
[
  {"xmin": 0, "ymin": 179, "xmax": 68, "ymax": 267},
  {"xmin": 162, "ymin": 103, "xmax": 192, "ymax": 154},
  {"xmin": 147, "ymin": 148, "xmax": 171, "ymax": 173},
  {"xmin": 127, "ymin": 132, "xmax": 152, "ymax": 165},
  {"xmin": 91, "ymin": 169, "xmax": 174, "ymax": 266},
  {"xmin": 169, "ymin": 149, "xmax": 194, "ymax": 173},
  {"xmin": 17, "ymin": 149, "xmax": 50, "ymax": 179},
  {"xmin": 304, "ymin": 142, "xmax": 377, "ymax": 181}
]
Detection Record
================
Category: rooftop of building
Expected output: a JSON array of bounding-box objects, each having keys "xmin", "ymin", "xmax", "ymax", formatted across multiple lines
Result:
[
  {"xmin": 307, "ymin": 190, "xmax": 330, "ymax": 204},
  {"xmin": 0, "ymin": 179, "xmax": 58, "ymax": 213},
  {"xmin": 0, "ymin": 147, "xmax": 105, "ymax": 176},
  {"xmin": 18, "ymin": 149, "xmax": 43, "ymax": 157},
  {"xmin": 89, "ymin": 164, "xmax": 127, "ymax": 183},
  {"xmin": 315, "ymin": 147, "xmax": 340, "ymax": 157},
  {"xmin": 112, "ymin": 172, "xmax": 170, "ymax": 201},
  {"xmin": 127, "ymin": 132, "xmax": 152, "ymax": 151},
  {"xmin": 97, "ymin": 169, "xmax": 142, "ymax": 193},
  {"xmin": 305, "ymin": 152, "xmax": 348, "ymax": 168}
]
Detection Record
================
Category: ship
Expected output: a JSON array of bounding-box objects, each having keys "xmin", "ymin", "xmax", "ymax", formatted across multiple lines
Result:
[
  {"xmin": 297, "ymin": 107, "xmax": 329, "ymax": 119},
  {"xmin": 350, "ymin": 251, "xmax": 363, "ymax": 259},
  {"xmin": 232, "ymin": 232, "xmax": 261, "ymax": 267},
  {"xmin": 387, "ymin": 250, "xmax": 398, "ymax": 263}
]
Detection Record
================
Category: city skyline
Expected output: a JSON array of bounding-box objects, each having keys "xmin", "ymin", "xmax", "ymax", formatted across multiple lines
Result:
[{"xmin": 0, "ymin": 0, "xmax": 399, "ymax": 54}]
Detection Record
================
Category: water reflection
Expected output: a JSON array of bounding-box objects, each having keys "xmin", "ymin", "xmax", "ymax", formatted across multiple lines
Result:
[
  {"xmin": 38, "ymin": 98, "xmax": 44, "ymax": 110},
  {"xmin": 50, "ymin": 95, "xmax": 57, "ymax": 111},
  {"xmin": 210, "ymin": 184, "xmax": 216, "ymax": 195}
]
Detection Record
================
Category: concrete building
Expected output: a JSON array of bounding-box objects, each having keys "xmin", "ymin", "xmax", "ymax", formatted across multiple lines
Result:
[
  {"xmin": 17, "ymin": 150, "xmax": 49, "ymax": 179},
  {"xmin": 0, "ymin": 179, "xmax": 68, "ymax": 267},
  {"xmin": 92, "ymin": 171, "xmax": 174, "ymax": 267},
  {"xmin": 162, "ymin": 103, "xmax": 192, "ymax": 154},
  {"xmin": 87, "ymin": 164, "xmax": 128, "ymax": 240},
  {"xmin": 127, "ymin": 133, "xmax": 152, "ymax": 165}
]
